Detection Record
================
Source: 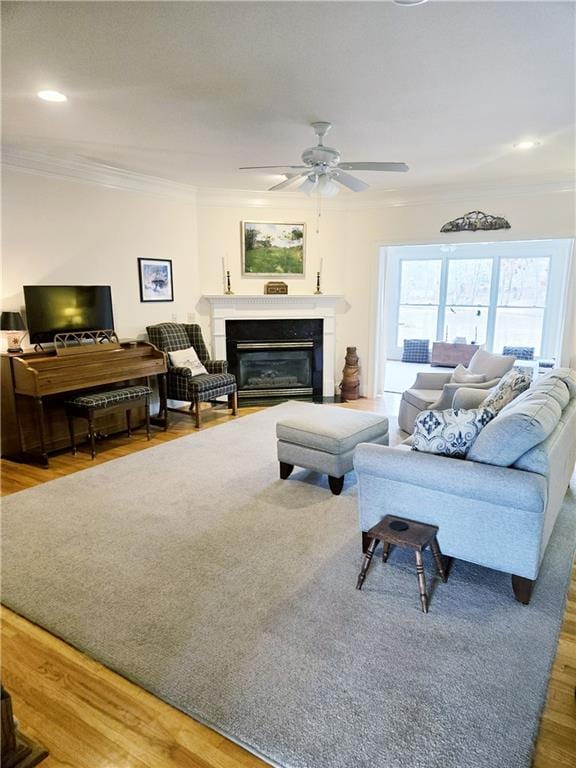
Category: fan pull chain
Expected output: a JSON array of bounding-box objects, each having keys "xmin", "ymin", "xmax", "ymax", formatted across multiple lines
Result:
[{"xmin": 316, "ymin": 194, "xmax": 322, "ymax": 235}]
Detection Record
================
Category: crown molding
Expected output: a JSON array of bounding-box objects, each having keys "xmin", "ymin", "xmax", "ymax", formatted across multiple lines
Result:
[
  {"xmin": 3, "ymin": 146, "xmax": 573, "ymax": 209},
  {"xmin": 2, "ymin": 147, "xmax": 198, "ymax": 202}
]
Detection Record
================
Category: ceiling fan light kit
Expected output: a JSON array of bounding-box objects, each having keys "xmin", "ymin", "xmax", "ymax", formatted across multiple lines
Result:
[{"xmin": 239, "ymin": 122, "xmax": 409, "ymax": 197}]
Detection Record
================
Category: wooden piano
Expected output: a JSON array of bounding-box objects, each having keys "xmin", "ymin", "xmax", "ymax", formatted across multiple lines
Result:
[{"xmin": 1, "ymin": 340, "xmax": 167, "ymax": 466}]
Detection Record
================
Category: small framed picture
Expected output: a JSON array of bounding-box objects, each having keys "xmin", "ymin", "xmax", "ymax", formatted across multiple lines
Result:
[
  {"xmin": 138, "ymin": 258, "xmax": 174, "ymax": 302},
  {"xmin": 242, "ymin": 221, "xmax": 305, "ymax": 277}
]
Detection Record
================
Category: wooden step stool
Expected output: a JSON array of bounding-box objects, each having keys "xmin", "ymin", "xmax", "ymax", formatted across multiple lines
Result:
[{"xmin": 65, "ymin": 385, "xmax": 153, "ymax": 459}]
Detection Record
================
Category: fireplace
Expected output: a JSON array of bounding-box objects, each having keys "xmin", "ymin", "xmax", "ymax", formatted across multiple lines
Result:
[{"xmin": 226, "ymin": 319, "xmax": 323, "ymax": 400}]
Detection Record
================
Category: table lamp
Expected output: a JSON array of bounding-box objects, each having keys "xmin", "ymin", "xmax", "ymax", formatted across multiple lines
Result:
[{"xmin": 0, "ymin": 311, "xmax": 26, "ymax": 353}]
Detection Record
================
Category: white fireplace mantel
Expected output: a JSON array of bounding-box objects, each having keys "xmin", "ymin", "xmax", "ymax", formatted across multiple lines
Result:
[{"xmin": 201, "ymin": 294, "xmax": 346, "ymax": 397}]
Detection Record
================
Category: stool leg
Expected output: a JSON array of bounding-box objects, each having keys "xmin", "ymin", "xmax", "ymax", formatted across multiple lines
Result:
[
  {"xmin": 430, "ymin": 537, "xmax": 447, "ymax": 583},
  {"xmin": 194, "ymin": 400, "xmax": 202, "ymax": 429},
  {"xmin": 88, "ymin": 412, "xmax": 96, "ymax": 460},
  {"xmin": 126, "ymin": 409, "xmax": 132, "ymax": 437},
  {"xmin": 356, "ymin": 537, "xmax": 379, "ymax": 590},
  {"xmin": 415, "ymin": 550, "xmax": 428, "ymax": 613},
  {"xmin": 228, "ymin": 391, "xmax": 238, "ymax": 416},
  {"xmin": 67, "ymin": 411, "xmax": 77, "ymax": 455},
  {"xmin": 382, "ymin": 542, "xmax": 391, "ymax": 563},
  {"xmin": 145, "ymin": 398, "xmax": 151, "ymax": 440}
]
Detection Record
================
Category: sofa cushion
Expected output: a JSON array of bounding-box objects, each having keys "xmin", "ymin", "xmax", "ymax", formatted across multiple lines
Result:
[
  {"xmin": 450, "ymin": 364, "xmax": 486, "ymax": 384},
  {"xmin": 276, "ymin": 407, "xmax": 389, "ymax": 455},
  {"xmin": 467, "ymin": 389, "xmax": 562, "ymax": 467},
  {"xmin": 537, "ymin": 368, "xmax": 576, "ymax": 398},
  {"xmin": 480, "ymin": 369, "xmax": 531, "ymax": 413},
  {"xmin": 528, "ymin": 377, "xmax": 570, "ymax": 410},
  {"xmin": 402, "ymin": 388, "xmax": 441, "ymax": 410},
  {"xmin": 468, "ymin": 348, "xmax": 515, "ymax": 379},
  {"xmin": 412, "ymin": 407, "xmax": 495, "ymax": 459}
]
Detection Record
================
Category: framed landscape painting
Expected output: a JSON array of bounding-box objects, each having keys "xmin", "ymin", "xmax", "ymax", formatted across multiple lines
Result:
[
  {"xmin": 138, "ymin": 258, "xmax": 174, "ymax": 302},
  {"xmin": 242, "ymin": 222, "xmax": 305, "ymax": 277}
]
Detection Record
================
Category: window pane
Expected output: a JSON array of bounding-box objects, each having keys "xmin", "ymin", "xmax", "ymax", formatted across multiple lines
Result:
[
  {"xmin": 444, "ymin": 306, "xmax": 488, "ymax": 345},
  {"xmin": 446, "ymin": 259, "xmax": 492, "ymax": 305},
  {"xmin": 498, "ymin": 258, "xmax": 549, "ymax": 306},
  {"xmin": 493, "ymin": 308, "xmax": 545, "ymax": 356},
  {"xmin": 397, "ymin": 306, "xmax": 438, "ymax": 346},
  {"xmin": 400, "ymin": 260, "xmax": 441, "ymax": 304}
]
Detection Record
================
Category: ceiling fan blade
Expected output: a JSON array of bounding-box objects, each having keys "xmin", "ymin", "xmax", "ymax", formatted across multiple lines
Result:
[
  {"xmin": 239, "ymin": 165, "xmax": 308, "ymax": 170},
  {"xmin": 338, "ymin": 162, "xmax": 409, "ymax": 172},
  {"xmin": 299, "ymin": 175, "xmax": 317, "ymax": 195},
  {"xmin": 268, "ymin": 173, "xmax": 309, "ymax": 192},
  {"xmin": 334, "ymin": 170, "xmax": 369, "ymax": 192}
]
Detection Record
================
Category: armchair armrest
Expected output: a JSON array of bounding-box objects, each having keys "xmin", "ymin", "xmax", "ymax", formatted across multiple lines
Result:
[
  {"xmin": 452, "ymin": 387, "xmax": 492, "ymax": 410},
  {"xmin": 353, "ymin": 444, "xmax": 546, "ymax": 513},
  {"xmin": 170, "ymin": 366, "xmax": 193, "ymax": 378},
  {"xmin": 205, "ymin": 359, "xmax": 228, "ymax": 374},
  {"xmin": 428, "ymin": 378, "xmax": 499, "ymax": 411},
  {"xmin": 410, "ymin": 371, "xmax": 453, "ymax": 390}
]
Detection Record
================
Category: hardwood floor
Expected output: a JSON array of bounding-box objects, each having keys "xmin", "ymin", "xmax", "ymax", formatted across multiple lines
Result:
[{"xmin": 2, "ymin": 399, "xmax": 575, "ymax": 768}]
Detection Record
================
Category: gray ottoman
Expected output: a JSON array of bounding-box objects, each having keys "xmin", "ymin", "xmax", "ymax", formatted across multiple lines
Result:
[{"xmin": 276, "ymin": 406, "xmax": 389, "ymax": 495}]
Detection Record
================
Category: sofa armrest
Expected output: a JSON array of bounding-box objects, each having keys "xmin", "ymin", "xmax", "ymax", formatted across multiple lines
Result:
[
  {"xmin": 410, "ymin": 371, "xmax": 453, "ymax": 390},
  {"xmin": 353, "ymin": 443, "xmax": 546, "ymax": 513},
  {"xmin": 205, "ymin": 359, "xmax": 228, "ymax": 374}
]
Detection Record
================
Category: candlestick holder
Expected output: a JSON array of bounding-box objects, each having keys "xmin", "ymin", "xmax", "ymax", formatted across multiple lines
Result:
[
  {"xmin": 225, "ymin": 270, "xmax": 234, "ymax": 295},
  {"xmin": 314, "ymin": 271, "xmax": 322, "ymax": 295}
]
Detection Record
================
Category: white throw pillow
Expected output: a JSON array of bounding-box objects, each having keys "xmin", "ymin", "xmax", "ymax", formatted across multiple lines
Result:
[
  {"xmin": 412, "ymin": 407, "xmax": 496, "ymax": 459},
  {"xmin": 168, "ymin": 346, "xmax": 208, "ymax": 376},
  {"xmin": 450, "ymin": 364, "xmax": 486, "ymax": 384}
]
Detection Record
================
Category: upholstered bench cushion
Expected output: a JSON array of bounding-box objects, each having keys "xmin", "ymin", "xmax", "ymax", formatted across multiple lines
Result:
[
  {"xmin": 277, "ymin": 406, "xmax": 389, "ymax": 455},
  {"xmin": 67, "ymin": 385, "xmax": 153, "ymax": 409}
]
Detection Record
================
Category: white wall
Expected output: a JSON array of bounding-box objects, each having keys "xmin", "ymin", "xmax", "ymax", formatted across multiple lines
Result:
[
  {"xmin": 3, "ymin": 168, "xmax": 574, "ymax": 393},
  {"xmin": 1, "ymin": 168, "xmax": 199, "ymax": 345}
]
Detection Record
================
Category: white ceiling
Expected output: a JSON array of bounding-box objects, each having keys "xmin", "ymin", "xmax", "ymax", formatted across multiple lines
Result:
[{"xmin": 3, "ymin": 1, "xmax": 575, "ymax": 194}]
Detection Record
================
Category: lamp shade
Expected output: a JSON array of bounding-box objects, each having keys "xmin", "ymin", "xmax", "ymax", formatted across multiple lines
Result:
[{"xmin": 0, "ymin": 312, "xmax": 26, "ymax": 331}]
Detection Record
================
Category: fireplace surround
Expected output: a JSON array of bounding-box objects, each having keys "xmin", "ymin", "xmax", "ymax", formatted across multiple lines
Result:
[{"xmin": 202, "ymin": 295, "xmax": 343, "ymax": 398}]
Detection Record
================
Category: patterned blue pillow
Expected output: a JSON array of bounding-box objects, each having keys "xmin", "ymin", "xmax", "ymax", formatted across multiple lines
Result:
[
  {"xmin": 412, "ymin": 407, "xmax": 496, "ymax": 459},
  {"xmin": 502, "ymin": 346, "xmax": 534, "ymax": 360},
  {"xmin": 402, "ymin": 339, "xmax": 430, "ymax": 363}
]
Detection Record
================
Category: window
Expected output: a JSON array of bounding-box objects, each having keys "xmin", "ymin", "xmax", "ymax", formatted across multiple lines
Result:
[
  {"xmin": 397, "ymin": 259, "xmax": 441, "ymax": 346},
  {"xmin": 385, "ymin": 241, "xmax": 570, "ymax": 362},
  {"xmin": 493, "ymin": 258, "xmax": 549, "ymax": 356},
  {"xmin": 445, "ymin": 259, "xmax": 492, "ymax": 345}
]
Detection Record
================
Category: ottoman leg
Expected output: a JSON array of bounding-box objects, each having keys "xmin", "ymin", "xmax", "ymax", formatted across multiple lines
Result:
[
  {"xmin": 279, "ymin": 462, "xmax": 294, "ymax": 480},
  {"xmin": 328, "ymin": 475, "xmax": 344, "ymax": 495}
]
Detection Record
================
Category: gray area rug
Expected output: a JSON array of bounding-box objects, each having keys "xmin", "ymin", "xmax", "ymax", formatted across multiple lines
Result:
[{"xmin": 2, "ymin": 401, "xmax": 575, "ymax": 768}]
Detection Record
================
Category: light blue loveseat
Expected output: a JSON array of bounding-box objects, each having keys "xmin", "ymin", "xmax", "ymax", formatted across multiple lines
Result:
[{"xmin": 354, "ymin": 369, "xmax": 576, "ymax": 604}]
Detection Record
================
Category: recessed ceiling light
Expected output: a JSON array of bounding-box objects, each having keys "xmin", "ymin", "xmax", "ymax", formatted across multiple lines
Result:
[
  {"xmin": 393, "ymin": 0, "xmax": 429, "ymax": 5},
  {"xmin": 513, "ymin": 140, "xmax": 540, "ymax": 150},
  {"xmin": 37, "ymin": 90, "xmax": 67, "ymax": 102}
]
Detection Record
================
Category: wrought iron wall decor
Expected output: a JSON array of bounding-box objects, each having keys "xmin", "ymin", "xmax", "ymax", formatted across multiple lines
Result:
[{"xmin": 440, "ymin": 211, "xmax": 511, "ymax": 233}]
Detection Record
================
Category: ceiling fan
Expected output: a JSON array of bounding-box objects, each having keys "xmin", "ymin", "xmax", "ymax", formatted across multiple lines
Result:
[{"xmin": 239, "ymin": 122, "xmax": 408, "ymax": 197}]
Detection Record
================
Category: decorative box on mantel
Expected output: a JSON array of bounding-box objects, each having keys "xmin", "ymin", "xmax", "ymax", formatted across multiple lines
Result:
[{"xmin": 201, "ymin": 295, "xmax": 345, "ymax": 398}]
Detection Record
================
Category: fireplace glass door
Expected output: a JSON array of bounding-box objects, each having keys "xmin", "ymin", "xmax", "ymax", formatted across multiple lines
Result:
[{"xmin": 236, "ymin": 342, "xmax": 313, "ymax": 395}]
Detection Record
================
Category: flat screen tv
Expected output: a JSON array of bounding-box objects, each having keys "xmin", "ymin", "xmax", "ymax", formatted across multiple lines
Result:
[{"xmin": 24, "ymin": 285, "xmax": 115, "ymax": 344}]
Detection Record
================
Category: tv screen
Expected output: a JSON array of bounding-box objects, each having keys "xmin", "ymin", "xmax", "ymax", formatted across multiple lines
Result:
[{"xmin": 24, "ymin": 285, "xmax": 115, "ymax": 344}]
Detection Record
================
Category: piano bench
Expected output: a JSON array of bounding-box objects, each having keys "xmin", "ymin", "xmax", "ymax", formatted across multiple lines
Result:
[{"xmin": 65, "ymin": 385, "xmax": 153, "ymax": 459}]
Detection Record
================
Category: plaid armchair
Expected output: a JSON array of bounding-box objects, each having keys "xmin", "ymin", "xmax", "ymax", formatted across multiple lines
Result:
[{"xmin": 146, "ymin": 323, "xmax": 237, "ymax": 428}]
